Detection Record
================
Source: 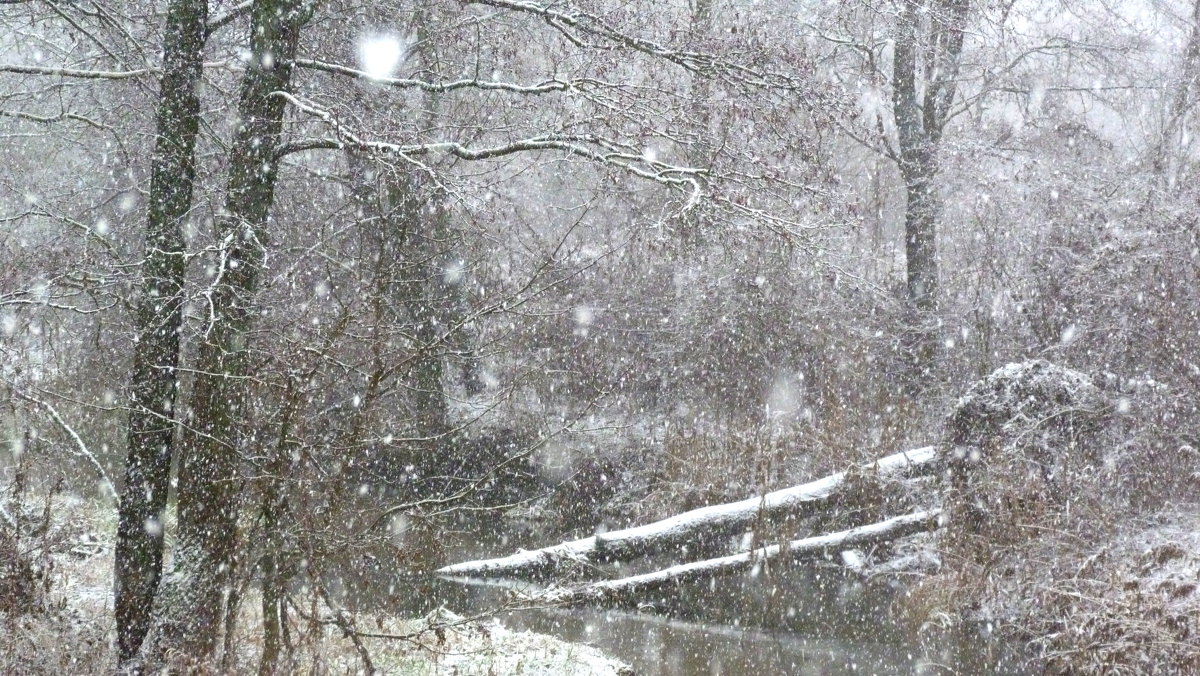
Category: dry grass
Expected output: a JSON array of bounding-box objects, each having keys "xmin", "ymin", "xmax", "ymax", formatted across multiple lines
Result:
[
  {"xmin": 0, "ymin": 489, "xmax": 117, "ymax": 675},
  {"xmin": 1019, "ymin": 513, "xmax": 1200, "ymax": 675}
]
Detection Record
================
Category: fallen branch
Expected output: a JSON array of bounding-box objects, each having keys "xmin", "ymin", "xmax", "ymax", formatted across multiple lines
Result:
[
  {"xmin": 532, "ymin": 510, "xmax": 941, "ymax": 607},
  {"xmin": 436, "ymin": 446, "xmax": 938, "ymax": 579}
]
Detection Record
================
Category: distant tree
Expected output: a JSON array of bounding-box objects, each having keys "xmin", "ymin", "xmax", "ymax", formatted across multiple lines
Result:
[{"xmin": 892, "ymin": 0, "xmax": 968, "ymax": 315}]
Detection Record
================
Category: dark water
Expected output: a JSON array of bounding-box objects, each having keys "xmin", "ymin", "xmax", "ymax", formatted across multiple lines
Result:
[{"xmin": 338, "ymin": 522, "xmax": 1034, "ymax": 675}]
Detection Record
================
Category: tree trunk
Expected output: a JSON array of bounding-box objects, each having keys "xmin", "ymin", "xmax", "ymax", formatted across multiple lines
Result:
[
  {"xmin": 1151, "ymin": 0, "xmax": 1200, "ymax": 183},
  {"xmin": 893, "ymin": 0, "xmax": 939, "ymax": 312},
  {"xmin": 392, "ymin": 177, "xmax": 453, "ymax": 439},
  {"xmin": 114, "ymin": 0, "xmax": 207, "ymax": 664},
  {"xmin": 139, "ymin": 0, "xmax": 310, "ymax": 666},
  {"xmin": 536, "ymin": 510, "xmax": 941, "ymax": 607},
  {"xmin": 891, "ymin": 0, "xmax": 969, "ymax": 382},
  {"xmin": 257, "ymin": 399, "xmax": 299, "ymax": 675},
  {"xmin": 437, "ymin": 446, "xmax": 937, "ymax": 579}
]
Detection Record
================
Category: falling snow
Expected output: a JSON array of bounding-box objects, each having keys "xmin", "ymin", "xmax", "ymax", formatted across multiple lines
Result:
[
  {"xmin": 2, "ymin": 1, "xmax": 1198, "ymax": 674},
  {"xmin": 357, "ymin": 34, "xmax": 406, "ymax": 80}
]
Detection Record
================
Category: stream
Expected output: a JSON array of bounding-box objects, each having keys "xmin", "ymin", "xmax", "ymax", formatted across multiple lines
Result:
[{"xmin": 338, "ymin": 519, "xmax": 1034, "ymax": 675}]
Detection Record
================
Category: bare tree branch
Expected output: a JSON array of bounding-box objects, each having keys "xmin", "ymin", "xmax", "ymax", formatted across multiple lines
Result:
[
  {"xmin": 15, "ymin": 390, "xmax": 117, "ymax": 501},
  {"xmin": 207, "ymin": 0, "xmax": 253, "ymax": 34},
  {"xmin": 296, "ymin": 57, "xmax": 595, "ymax": 95},
  {"xmin": 271, "ymin": 91, "xmax": 706, "ymax": 212}
]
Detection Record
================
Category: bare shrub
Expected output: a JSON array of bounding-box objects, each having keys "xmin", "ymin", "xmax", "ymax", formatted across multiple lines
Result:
[
  {"xmin": 0, "ymin": 472, "xmax": 115, "ymax": 675},
  {"xmin": 0, "ymin": 471, "xmax": 56, "ymax": 618},
  {"xmin": 926, "ymin": 360, "xmax": 1200, "ymax": 673},
  {"xmin": 637, "ymin": 421, "xmax": 796, "ymax": 520}
]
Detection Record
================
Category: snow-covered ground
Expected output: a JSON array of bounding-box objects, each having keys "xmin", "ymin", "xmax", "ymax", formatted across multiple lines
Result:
[
  {"xmin": 1, "ymin": 494, "xmax": 631, "ymax": 675},
  {"xmin": 359, "ymin": 611, "xmax": 633, "ymax": 676}
]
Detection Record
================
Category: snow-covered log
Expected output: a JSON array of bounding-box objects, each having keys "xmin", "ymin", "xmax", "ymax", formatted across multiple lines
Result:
[
  {"xmin": 533, "ymin": 510, "xmax": 942, "ymax": 607},
  {"xmin": 436, "ymin": 446, "xmax": 938, "ymax": 579}
]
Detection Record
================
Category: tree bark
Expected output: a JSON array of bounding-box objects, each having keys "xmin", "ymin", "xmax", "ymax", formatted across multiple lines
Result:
[
  {"xmin": 537, "ymin": 510, "xmax": 941, "ymax": 607},
  {"xmin": 437, "ymin": 446, "xmax": 937, "ymax": 579},
  {"xmin": 384, "ymin": 176, "xmax": 454, "ymax": 439},
  {"xmin": 114, "ymin": 0, "xmax": 207, "ymax": 664},
  {"xmin": 891, "ymin": 0, "xmax": 969, "ymax": 381},
  {"xmin": 139, "ymin": 0, "xmax": 310, "ymax": 666}
]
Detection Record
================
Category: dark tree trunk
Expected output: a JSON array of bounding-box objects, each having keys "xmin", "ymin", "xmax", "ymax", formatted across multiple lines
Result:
[
  {"xmin": 893, "ymin": 0, "xmax": 939, "ymax": 312},
  {"xmin": 139, "ymin": 0, "xmax": 310, "ymax": 666},
  {"xmin": 891, "ymin": 0, "xmax": 968, "ymax": 380},
  {"xmin": 114, "ymin": 0, "xmax": 207, "ymax": 664}
]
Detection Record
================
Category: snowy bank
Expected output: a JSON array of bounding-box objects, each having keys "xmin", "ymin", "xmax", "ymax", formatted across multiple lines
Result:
[{"xmin": 0, "ymin": 494, "xmax": 631, "ymax": 675}]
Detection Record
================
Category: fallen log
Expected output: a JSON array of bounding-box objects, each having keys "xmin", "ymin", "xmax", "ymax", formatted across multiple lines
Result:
[
  {"xmin": 436, "ymin": 446, "xmax": 938, "ymax": 579},
  {"xmin": 531, "ymin": 510, "xmax": 941, "ymax": 607}
]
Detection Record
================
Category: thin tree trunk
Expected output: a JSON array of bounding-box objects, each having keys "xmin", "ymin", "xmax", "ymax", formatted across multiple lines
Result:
[
  {"xmin": 1151, "ymin": 0, "xmax": 1200, "ymax": 183},
  {"xmin": 257, "ymin": 373, "xmax": 309, "ymax": 676},
  {"xmin": 114, "ymin": 0, "xmax": 207, "ymax": 664},
  {"xmin": 258, "ymin": 490, "xmax": 287, "ymax": 676},
  {"xmin": 139, "ymin": 0, "xmax": 310, "ymax": 667}
]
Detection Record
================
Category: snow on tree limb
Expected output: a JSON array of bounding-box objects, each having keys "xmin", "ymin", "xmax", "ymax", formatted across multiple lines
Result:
[
  {"xmin": 15, "ymin": 390, "xmax": 116, "ymax": 501},
  {"xmin": 0, "ymin": 63, "xmax": 157, "ymax": 79},
  {"xmin": 207, "ymin": 0, "xmax": 253, "ymax": 34},
  {"xmin": 529, "ymin": 510, "xmax": 942, "ymax": 607},
  {"xmin": 295, "ymin": 58, "xmax": 593, "ymax": 95},
  {"xmin": 436, "ymin": 446, "xmax": 938, "ymax": 579},
  {"xmin": 271, "ymin": 91, "xmax": 707, "ymax": 213},
  {"xmin": 466, "ymin": 0, "xmax": 808, "ymax": 91},
  {"xmin": 0, "ymin": 62, "xmax": 235, "ymax": 80}
]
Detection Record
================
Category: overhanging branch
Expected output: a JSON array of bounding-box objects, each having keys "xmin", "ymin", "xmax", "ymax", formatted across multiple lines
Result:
[
  {"xmin": 295, "ymin": 57, "xmax": 597, "ymax": 95},
  {"xmin": 271, "ymin": 91, "xmax": 706, "ymax": 212}
]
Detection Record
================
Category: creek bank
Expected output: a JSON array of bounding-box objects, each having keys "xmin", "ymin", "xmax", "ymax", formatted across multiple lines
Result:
[
  {"xmin": 0, "ymin": 493, "xmax": 632, "ymax": 675},
  {"xmin": 444, "ymin": 360, "xmax": 1200, "ymax": 674}
]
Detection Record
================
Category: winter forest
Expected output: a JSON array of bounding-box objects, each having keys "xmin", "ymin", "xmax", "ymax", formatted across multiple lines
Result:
[{"xmin": 1, "ymin": 0, "xmax": 1198, "ymax": 673}]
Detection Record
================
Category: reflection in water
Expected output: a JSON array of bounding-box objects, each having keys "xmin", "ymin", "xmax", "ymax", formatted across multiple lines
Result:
[
  {"xmin": 337, "ymin": 522, "xmax": 1033, "ymax": 675},
  {"xmin": 341, "ymin": 570, "xmax": 1030, "ymax": 675}
]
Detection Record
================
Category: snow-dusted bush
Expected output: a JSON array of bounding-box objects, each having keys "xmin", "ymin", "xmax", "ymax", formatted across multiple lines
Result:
[{"xmin": 940, "ymin": 360, "xmax": 1112, "ymax": 546}]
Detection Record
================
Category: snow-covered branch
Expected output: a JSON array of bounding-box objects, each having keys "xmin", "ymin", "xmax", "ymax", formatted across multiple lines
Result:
[
  {"xmin": 436, "ymin": 446, "xmax": 939, "ymax": 579},
  {"xmin": 531, "ymin": 510, "xmax": 942, "ymax": 607},
  {"xmin": 0, "ymin": 107, "xmax": 111, "ymax": 130},
  {"xmin": 468, "ymin": 0, "xmax": 806, "ymax": 90},
  {"xmin": 271, "ymin": 91, "xmax": 706, "ymax": 212},
  {"xmin": 15, "ymin": 391, "xmax": 117, "ymax": 502},
  {"xmin": 0, "ymin": 61, "xmax": 236, "ymax": 81},
  {"xmin": 295, "ymin": 58, "xmax": 599, "ymax": 95},
  {"xmin": 0, "ymin": 63, "xmax": 156, "ymax": 79},
  {"xmin": 207, "ymin": 0, "xmax": 253, "ymax": 34}
]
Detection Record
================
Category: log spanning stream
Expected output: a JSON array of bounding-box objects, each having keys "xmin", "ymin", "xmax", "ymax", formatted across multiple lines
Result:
[{"xmin": 345, "ymin": 448, "xmax": 1034, "ymax": 674}]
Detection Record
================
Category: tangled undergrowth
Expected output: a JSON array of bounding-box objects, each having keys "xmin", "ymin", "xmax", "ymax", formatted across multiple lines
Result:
[{"xmin": 914, "ymin": 360, "xmax": 1200, "ymax": 674}]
